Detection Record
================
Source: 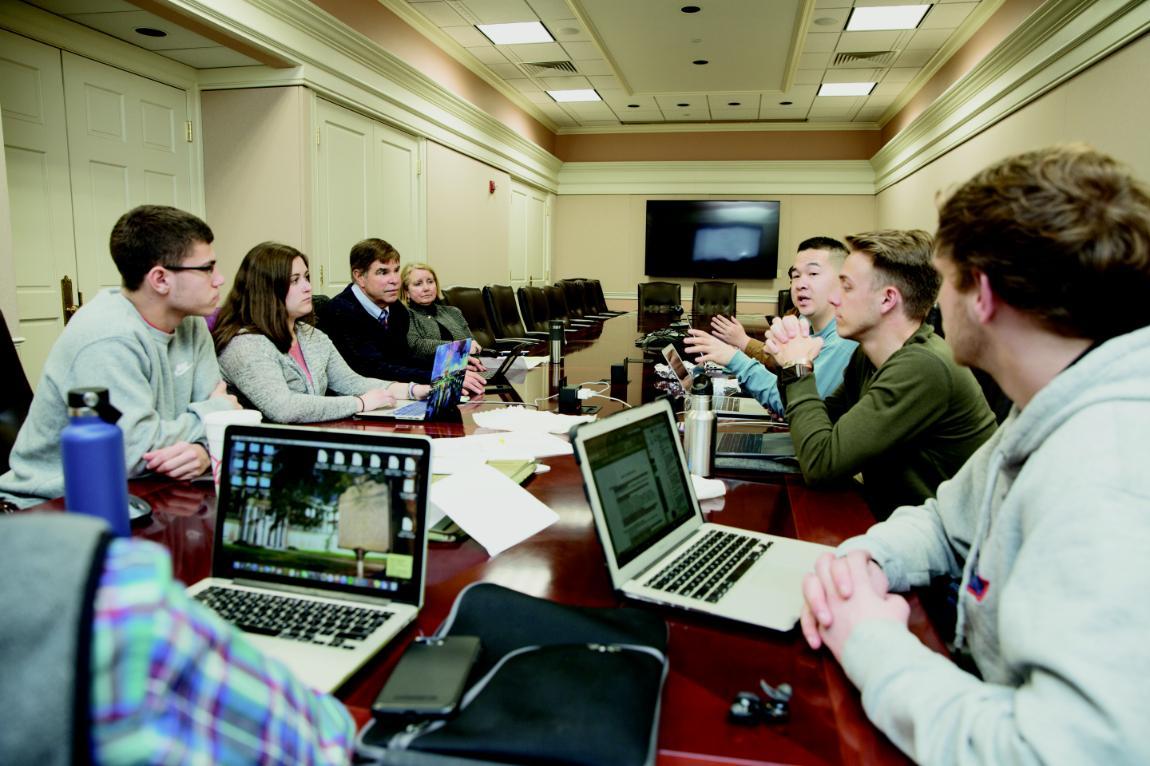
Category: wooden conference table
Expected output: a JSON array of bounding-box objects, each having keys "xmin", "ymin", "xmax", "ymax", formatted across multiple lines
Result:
[{"xmin": 40, "ymin": 311, "xmax": 945, "ymax": 765}]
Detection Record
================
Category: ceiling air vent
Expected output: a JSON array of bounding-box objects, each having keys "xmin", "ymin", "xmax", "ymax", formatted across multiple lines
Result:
[
  {"xmin": 522, "ymin": 60, "xmax": 578, "ymax": 74},
  {"xmin": 832, "ymin": 50, "xmax": 898, "ymax": 68}
]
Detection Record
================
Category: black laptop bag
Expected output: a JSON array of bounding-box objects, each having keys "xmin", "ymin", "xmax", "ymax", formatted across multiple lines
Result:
[{"xmin": 356, "ymin": 582, "xmax": 669, "ymax": 766}]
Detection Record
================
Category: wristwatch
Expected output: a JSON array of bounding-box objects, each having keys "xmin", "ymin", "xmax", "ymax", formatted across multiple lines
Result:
[{"xmin": 779, "ymin": 358, "xmax": 813, "ymax": 387}]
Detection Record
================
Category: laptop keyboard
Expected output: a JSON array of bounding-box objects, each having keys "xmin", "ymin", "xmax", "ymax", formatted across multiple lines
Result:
[
  {"xmin": 394, "ymin": 401, "xmax": 428, "ymax": 418},
  {"xmin": 194, "ymin": 586, "xmax": 393, "ymax": 650},
  {"xmin": 718, "ymin": 432, "xmax": 761, "ymax": 454},
  {"xmin": 646, "ymin": 529, "xmax": 771, "ymax": 604}
]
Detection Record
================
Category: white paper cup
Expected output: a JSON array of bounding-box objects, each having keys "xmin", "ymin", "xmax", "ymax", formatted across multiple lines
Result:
[{"xmin": 204, "ymin": 409, "xmax": 263, "ymax": 487}]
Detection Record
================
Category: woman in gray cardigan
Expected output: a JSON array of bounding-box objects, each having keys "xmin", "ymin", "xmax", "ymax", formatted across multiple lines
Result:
[
  {"xmin": 401, "ymin": 262, "xmax": 483, "ymax": 360},
  {"xmin": 214, "ymin": 243, "xmax": 430, "ymax": 423}
]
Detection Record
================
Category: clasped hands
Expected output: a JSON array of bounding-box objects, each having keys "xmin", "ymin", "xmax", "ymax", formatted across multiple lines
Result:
[
  {"xmin": 682, "ymin": 314, "xmax": 826, "ymax": 369},
  {"xmin": 800, "ymin": 551, "xmax": 910, "ymax": 661}
]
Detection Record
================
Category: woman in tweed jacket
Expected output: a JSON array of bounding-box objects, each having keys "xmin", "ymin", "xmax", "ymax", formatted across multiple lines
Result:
[
  {"xmin": 401, "ymin": 263, "xmax": 483, "ymax": 360},
  {"xmin": 214, "ymin": 243, "xmax": 429, "ymax": 423}
]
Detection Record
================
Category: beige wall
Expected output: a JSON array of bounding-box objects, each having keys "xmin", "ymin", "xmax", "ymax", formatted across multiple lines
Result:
[
  {"xmin": 202, "ymin": 87, "xmax": 311, "ymax": 287},
  {"xmin": 425, "ymin": 141, "xmax": 511, "ymax": 286},
  {"xmin": 552, "ymin": 194, "xmax": 875, "ymax": 311},
  {"xmin": 877, "ymin": 32, "xmax": 1150, "ymax": 230}
]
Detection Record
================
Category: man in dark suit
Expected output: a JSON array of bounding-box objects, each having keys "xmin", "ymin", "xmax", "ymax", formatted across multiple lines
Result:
[{"xmin": 317, "ymin": 238, "xmax": 483, "ymax": 394}]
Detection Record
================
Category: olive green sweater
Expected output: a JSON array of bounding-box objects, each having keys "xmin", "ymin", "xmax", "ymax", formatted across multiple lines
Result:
[{"xmin": 782, "ymin": 323, "xmax": 995, "ymax": 519}]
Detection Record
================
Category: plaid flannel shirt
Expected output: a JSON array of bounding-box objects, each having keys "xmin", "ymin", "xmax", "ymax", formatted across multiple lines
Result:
[{"xmin": 90, "ymin": 538, "xmax": 355, "ymax": 765}]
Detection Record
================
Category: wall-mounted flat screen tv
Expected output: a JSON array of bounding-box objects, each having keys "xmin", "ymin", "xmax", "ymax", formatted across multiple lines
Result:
[{"xmin": 644, "ymin": 200, "xmax": 781, "ymax": 279}]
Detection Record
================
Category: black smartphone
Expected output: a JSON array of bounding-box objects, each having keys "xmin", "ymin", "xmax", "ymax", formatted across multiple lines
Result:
[{"xmin": 371, "ymin": 636, "xmax": 481, "ymax": 720}]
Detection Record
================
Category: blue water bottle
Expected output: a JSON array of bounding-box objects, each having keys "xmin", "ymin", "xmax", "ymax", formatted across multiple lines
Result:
[{"xmin": 62, "ymin": 387, "xmax": 130, "ymax": 537}]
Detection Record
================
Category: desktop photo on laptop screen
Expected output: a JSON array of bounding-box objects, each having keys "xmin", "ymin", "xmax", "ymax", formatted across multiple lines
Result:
[
  {"xmin": 581, "ymin": 412, "xmax": 696, "ymax": 568},
  {"xmin": 426, "ymin": 339, "xmax": 469, "ymax": 416},
  {"xmin": 217, "ymin": 430, "xmax": 429, "ymax": 603}
]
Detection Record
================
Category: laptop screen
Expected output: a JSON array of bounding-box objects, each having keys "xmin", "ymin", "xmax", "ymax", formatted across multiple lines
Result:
[
  {"xmin": 214, "ymin": 427, "xmax": 430, "ymax": 604},
  {"xmin": 580, "ymin": 409, "xmax": 696, "ymax": 568}
]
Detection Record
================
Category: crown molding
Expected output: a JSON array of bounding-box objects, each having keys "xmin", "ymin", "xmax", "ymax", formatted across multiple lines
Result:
[
  {"xmin": 557, "ymin": 120, "xmax": 878, "ymax": 135},
  {"xmin": 167, "ymin": 0, "xmax": 562, "ymax": 191},
  {"xmin": 557, "ymin": 160, "xmax": 875, "ymax": 195},
  {"xmin": 872, "ymin": 0, "xmax": 1150, "ymax": 191}
]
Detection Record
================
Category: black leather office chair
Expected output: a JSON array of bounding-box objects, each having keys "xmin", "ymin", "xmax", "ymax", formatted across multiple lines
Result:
[
  {"xmin": 1, "ymin": 310, "xmax": 34, "ymax": 474},
  {"xmin": 544, "ymin": 284, "xmax": 595, "ymax": 327},
  {"xmin": 518, "ymin": 285, "xmax": 549, "ymax": 334},
  {"xmin": 637, "ymin": 281, "xmax": 682, "ymax": 316},
  {"xmin": 442, "ymin": 286, "xmax": 538, "ymax": 351},
  {"xmin": 767, "ymin": 288, "xmax": 796, "ymax": 322},
  {"xmin": 484, "ymin": 285, "xmax": 546, "ymax": 340},
  {"xmin": 692, "ymin": 280, "xmax": 737, "ymax": 317},
  {"xmin": 556, "ymin": 279, "xmax": 607, "ymax": 321},
  {"xmin": 584, "ymin": 279, "xmax": 626, "ymax": 317}
]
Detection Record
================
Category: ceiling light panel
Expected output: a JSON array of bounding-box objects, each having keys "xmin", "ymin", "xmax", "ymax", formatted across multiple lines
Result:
[
  {"xmin": 477, "ymin": 21, "xmax": 555, "ymax": 45},
  {"xmin": 547, "ymin": 88, "xmax": 601, "ymax": 102},
  {"xmin": 846, "ymin": 5, "xmax": 930, "ymax": 32},
  {"xmin": 818, "ymin": 82, "xmax": 876, "ymax": 96}
]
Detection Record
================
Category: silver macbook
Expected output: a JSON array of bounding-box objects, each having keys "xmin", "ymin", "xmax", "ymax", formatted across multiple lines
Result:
[
  {"xmin": 571, "ymin": 400, "xmax": 828, "ymax": 631},
  {"xmin": 187, "ymin": 424, "xmax": 432, "ymax": 692},
  {"xmin": 661, "ymin": 344, "xmax": 778, "ymax": 419}
]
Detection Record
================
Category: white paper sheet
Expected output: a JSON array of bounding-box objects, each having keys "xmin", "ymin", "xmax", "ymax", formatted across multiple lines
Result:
[
  {"xmin": 430, "ymin": 464, "xmax": 559, "ymax": 556},
  {"xmin": 471, "ymin": 407, "xmax": 595, "ymax": 434}
]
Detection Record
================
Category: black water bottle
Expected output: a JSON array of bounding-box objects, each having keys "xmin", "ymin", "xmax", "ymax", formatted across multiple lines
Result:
[{"xmin": 61, "ymin": 387, "xmax": 130, "ymax": 536}]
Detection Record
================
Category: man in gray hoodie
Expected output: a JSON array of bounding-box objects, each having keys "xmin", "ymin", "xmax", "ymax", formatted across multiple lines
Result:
[
  {"xmin": 0, "ymin": 205, "xmax": 238, "ymax": 507},
  {"xmin": 799, "ymin": 145, "xmax": 1150, "ymax": 764}
]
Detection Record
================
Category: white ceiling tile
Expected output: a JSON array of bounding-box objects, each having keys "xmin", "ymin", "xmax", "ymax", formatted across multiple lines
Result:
[
  {"xmin": 654, "ymin": 95, "xmax": 705, "ymax": 110},
  {"xmin": 814, "ymin": 0, "xmax": 853, "ymax": 8},
  {"xmin": 524, "ymin": 0, "xmax": 571, "ymax": 20},
  {"xmin": 921, "ymin": 2, "xmax": 977, "ymax": 28},
  {"xmin": 869, "ymin": 82, "xmax": 903, "ymax": 97},
  {"xmin": 542, "ymin": 75, "xmax": 591, "ymax": 89},
  {"xmin": 442, "ymin": 25, "xmax": 489, "ymax": 47},
  {"xmin": 894, "ymin": 49, "xmax": 934, "ymax": 66},
  {"xmin": 856, "ymin": 108, "xmax": 885, "ymax": 122},
  {"xmin": 413, "ymin": 1, "xmax": 469, "ymax": 26},
  {"xmin": 804, "ymin": 33, "xmax": 840, "ymax": 53},
  {"xmin": 575, "ymin": 59, "xmax": 615, "ymax": 76},
  {"xmin": 799, "ymin": 51, "xmax": 833, "ymax": 69},
  {"xmin": 907, "ymin": 28, "xmax": 954, "ymax": 50},
  {"xmin": 459, "ymin": 0, "xmax": 536, "ymax": 24},
  {"xmin": 487, "ymin": 62, "xmax": 524, "ymax": 78},
  {"xmin": 34, "ymin": 0, "xmax": 135, "ymax": 12},
  {"xmin": 560, "ymin": 41, "xmax": 601, "ymax": 59},
  {"xmin": 708, "ymin": 93, "xmax": 761, "ymax": 110},
  {"xmin": 792, "ymin": 69, "xmax": 825, "ymax": 86},
  {"xmin": 836, "ymin": 30, "xmax": 901, "ymax": 53},
  {"xmin": 467, "ymin": 45, "xmax": 512, "ymax": 64},
  {"xmin": 821, "ymin": 68, "xmax": 878, "ymax": 83},
  {"xmin": 507, "ymin": 77, "xmax": 542, "ymax": 93},
  {"xmin": 602, "ymin": 94, "xmax": 657, "ymax": 108},
  {"xmin": 547, "ymin": 19, "xmax": 591, "ymax": 42},
  {"xmin": 808, "ymin": 8, "xmax": 849, "ymax": 31},
  {"xmin": 881, "ymin": 67, "xmax": 920, "ymax": 84},
  {"xmin": 503, "ymin": 42, "xmax": 566, "ymax": 60},
  {"xmin": 523, "ymin": 91, "xmax": 555, "ymax": 104},
  {"xmin": 587, "ymin": 74, "xmax": 622, "ymax": 89}
]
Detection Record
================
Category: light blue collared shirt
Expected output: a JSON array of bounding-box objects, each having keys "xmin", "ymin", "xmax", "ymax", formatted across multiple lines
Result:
[
  {"xmin": 725, "ymin": 318, "xmax": 857, "ymax": 416},
  {"xmin": 350, "ymin": 283, "xmax": 389, "ymax": 323}
]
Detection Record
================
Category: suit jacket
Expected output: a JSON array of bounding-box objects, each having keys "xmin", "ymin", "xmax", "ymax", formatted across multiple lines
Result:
[{"xmin": 315, "ymin": 284, "xmax": 432, "ymax": 383}]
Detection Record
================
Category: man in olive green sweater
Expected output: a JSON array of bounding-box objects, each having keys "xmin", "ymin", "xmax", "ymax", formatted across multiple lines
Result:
[{"xmin": 767, "ymin": 230, "xmax": 995, "ymax": 519}]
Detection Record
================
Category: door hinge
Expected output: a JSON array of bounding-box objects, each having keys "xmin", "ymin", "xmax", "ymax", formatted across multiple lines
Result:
[
  {"xmin": 317, "ymin": 128, "xmax": 322, "ymax": 148},
  {"xmin": 416, "ymin": 157, "xmax": 422, "ymax": 176},
  {"xmin": 319, "ymin": 265, "xmax": 325, "ymax": 286},
  {"xmin": 185, "ymin": 121, "xmax": 193, "ymax": 142}
]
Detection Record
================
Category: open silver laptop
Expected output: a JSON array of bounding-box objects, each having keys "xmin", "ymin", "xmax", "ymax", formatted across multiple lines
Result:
[
  {"xmin": 187, "ymin": 424, "xmax": 432, "ymax": 692},
  {"xmin": 571, "ymin": 400, "xmax": 828, "ymax": 631},
  {"xmin": 358, "ymin": 339, "xmax": 469, "ymax": 421},
  {"xmin": 661, "ymin": 344, "xmax": 778, "ymax": 419}
]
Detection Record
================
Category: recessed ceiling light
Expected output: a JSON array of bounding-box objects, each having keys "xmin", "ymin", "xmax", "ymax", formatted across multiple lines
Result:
[
  {"xmin": 676, "ymin": 102, "xmax": 690, "ymax": 107},
  {"xmin": 681, "ymin": 5, "xmax": 701, "ymax": 13},
  {"xmin": 813, "ymin": 16, "xmax": 838, "ymax": 27},
  {"xmin": 477, "ymin": 21, "xmax": 554, "ymax": 45},
  {"xmin": 627, "ymin": 104, "xmax": 640, "ymax": 108},
  {"xmin": 134, "ymin": 27, "xmax": 167, "ymax": 37},
  {"xmin": 779, "ymin": 101, "xmax": 793, "ymax": 106},
  {"xmin": 846, "ymin": 5, "xmax": 930, "ymax": 32},
  {"xmin": 693, "ymin": 59, "xmax": 709, "ymax": 65},
  {"xmin": 547, "ymin": 89, "xmax": 601, "ymax": 103},
  {"xmin": 818, "ymin": 82, "xmax": 876, "ymax": 97},
  {"xmin": 728, "ymin": 101, "xmax": 741, "ymax": 106}
]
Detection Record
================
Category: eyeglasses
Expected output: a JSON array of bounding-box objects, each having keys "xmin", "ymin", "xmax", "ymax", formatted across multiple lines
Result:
[{"xmin": 166, "ymin": 260, "xmax": 217, "ymax": 274}]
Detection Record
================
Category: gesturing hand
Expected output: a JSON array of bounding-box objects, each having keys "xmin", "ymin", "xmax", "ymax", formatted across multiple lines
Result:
[
  {"xmin": 683, "ymin": 329, "xmax": 737, "ymax": 368},
  {"xmin": 710, "ymin": 315, "xmax": 750, "ymax": 351}
]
